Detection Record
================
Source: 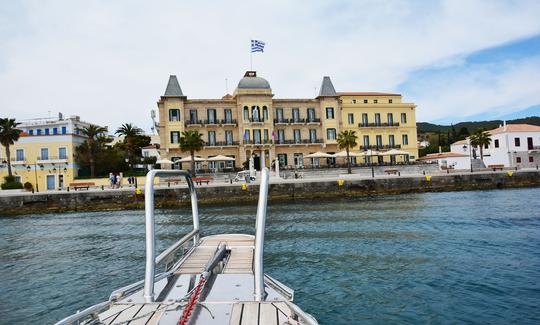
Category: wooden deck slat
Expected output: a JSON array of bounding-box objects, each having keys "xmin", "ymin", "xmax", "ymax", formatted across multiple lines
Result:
[
  {"xmin": 126, "ymin": 304, "xmax": 161, "ymax": 325},
  {"xmin": 240, "ymin": 303, "xmax": 259, "ymax": 325},
  {"xmin": 99, "ymin": 304, "xmax": 135, "ymax": 325},
  {"xmin": 229, "ymin": 303, "xmax": 243, "ymax": 325},
  {"xmin": 113, "ymin": 304, "xmax": 144, "ymax": 324},
  {"xmin": 259, "ymin": 303, "xmax": 279, "ymax": 325}
]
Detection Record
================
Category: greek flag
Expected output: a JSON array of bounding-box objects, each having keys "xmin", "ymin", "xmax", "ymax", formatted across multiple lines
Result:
[{"xmin": 251, "ymin": 40, "xmax": 265, "ymax": 53}]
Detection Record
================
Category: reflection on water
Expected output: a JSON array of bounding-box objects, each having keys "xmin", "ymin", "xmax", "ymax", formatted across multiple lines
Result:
[{"xmin": 1, "ymin": 188, "xmax": 540, "ymax": 324}]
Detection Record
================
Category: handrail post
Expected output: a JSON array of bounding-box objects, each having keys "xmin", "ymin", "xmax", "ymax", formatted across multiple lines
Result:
[
  {"xmin": 254, "ymin": 168, "xmax": 270, "ymax": 301},
  {"xmin": 142, "ymin": 170, "xmax": 199, "ymax": 303}
]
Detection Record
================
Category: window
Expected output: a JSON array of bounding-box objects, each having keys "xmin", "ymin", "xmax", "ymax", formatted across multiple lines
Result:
[
  {"xmin": 251, "ymin": 106, "xmax": 261, "ymax": 122},
  {"xmin": 389, "ymin": 135, "xmax": 395, "ymax": 147},
  {"xmin": 61, "ymin": 127, "xmax": 67, "ymax": 134},
  {"xmin": 374, "ymin": 99, "xmax": 378, "ymax": 104},
  {"xmin": 253, "ymin": 129, "xmax": 261, "ymax": 144},
  {"xmin": 375, "ymin": 113, "xmax": 381, "ymax": 126},
  {"xmin": 292, "ymin": 108, "xmax": 300, "ymax": 122},
  {"xmin": 224, "ymin": 109, "xmax": 233, "ymax": 123},
  {"xmin": 207, "ymin": 109, "xmax": 217, "ymax": 123},
  {"xmin": 37, "ymin": 129, "xmax": 42, "ymax": 135},
  {"xmin": 326, "ymin": 107, "xmax": 334, "ymax": 119},
  {"xmin": 40, "ymin": 148, "xmax": 49, "ymax": 160},
  {"xmin": 16, "ymin": 149, "xmax": 24, "ymax": 161},
  {"xmin": 402, "ymin": 134, "xmax": 409, "ymax": 145},
  {"xmin": 293, "ymin": 129, "xmax": 301, "ymax": 143},
  {"xmin": 29, "ymin": 130, "xmax": 33, "ymax": 135},
  {"xmin": 376, "ymin": 135, "xmax": 382, "ymax": 148},
  {"xmin": 294, "ymin": 153, "xmax": 303, "ymax": 167},
  {"xmin": 401, "ymin": 113, "xmax": 407, "ymax": 124},
  {"xmin": 264, "ymin": 129, "xmax": 269, "ymax": 142},
  {"xmin": 58, "ymin": 147, "xmax": 67, "ymax": 159},
  {"xmin": 352, "ymin": 99, "xmax": 356, "ymax": 104},
  {"xmin": 326, "ymin": 128, "xmax": 336, "ymax": 140},
  {"xmin": 307, "ymin": 108, "xmax": 316, "ymax": 122},
  {"xmin": 244, "ymin": 130, "xmax": 250, "ymax": 142},
  {"xmin": 387, "ymin": 113, "xmax": 393, "ymax": 125},
  {"xmin": 169, "ymin": 109, "xmax": 180, "ymax": 122},
  {"xmin": 208, "ymin": 131, "xmax": 216, "ymax": 145},
  {"xmin": 170, "ymin": 131, "xmax": 180, "ymax": 144},
  {"xmin": 529, "ymin": 156, "xmax": 534, "ymax": 163},
  {"xmin": 514, "ymin": 137, "xmax": 520, "ymax": 147},
  {"xmin": 362, "ymin": 113, "xmax": 368, "ymax": 126},
  {"xmin": 363, "ymin": 135, "xmax": 369, "ymax": 148},
  {"xmin": 389, "ymin": 99, "xmax": 393, "ymax": 104},
  {"xmin": 516, "ymin": 157, "xmax": 522, "ymax": 163},
  {"xmin": 189, "ymin": 109, "xmax": 198, "ymax": 122},
  {"xmin": 276, "ymin": 108, "xmax": 284, "ymax": 121},
  {"xmin": 309, "ymin": 129, "xmax": 317, "ymax": 142},
  {"xmin": 225, "ymin": 130, "xmax": 233, "ymax": 145},
  {"xmin": 53, "ymin": 127, "xmax": 58, "ymax": 135},
  {"xmin": 348, "ymin": 113, "xmax": 354, "ymax": 125},
  {"xmin": 263, "ymin": 106, "xmax": 268, "ymax": 121},
  {"xmin": 243, "ymin": 106, "xmax": 249, "ymax": 121},
  {"xmin": 277, "ymin": 129, "xmax": 285, "ymax": 143},
  {"xmin": 363, "ymin": 99, "xmax": 368, "ymax": 104},
  {"xmin": 45, "ymin": 128, "xmax": 50, "ymax": 135},
  {"xmin": 277, "ymin": 153, "xmax": 288, "ymax": 166},
  {"xmin": 494, "ymin": 139, "xmax": 499, "ymax": 148}
]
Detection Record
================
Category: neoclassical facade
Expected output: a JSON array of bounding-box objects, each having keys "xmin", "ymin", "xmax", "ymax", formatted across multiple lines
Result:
[{"xmin": 157, "ymin": 71, "xmax": 418, "ymax": 170}]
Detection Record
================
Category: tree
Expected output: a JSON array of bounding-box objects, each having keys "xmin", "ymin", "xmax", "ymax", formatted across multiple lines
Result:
[
  {"xmin": 115, "ymin": 123, "xmax": 143, "ymax": 165},
  {"xmin": 179, "ymin": 130, "xmax": 204, "ymax": 176},
  {"xmin": 336, "ymin": 130, "xmax": 358, "ymax": 174},
  {"xmin": 469, "ymin": 129, "xmax": 492, "ymax": 160},
  {"xmin": 78, "ymin": 124, "xmax": 108, "ymax": 177},
  {"xmin": 0, "ymin": 118, "xmax": 23, "ymax": 177}
]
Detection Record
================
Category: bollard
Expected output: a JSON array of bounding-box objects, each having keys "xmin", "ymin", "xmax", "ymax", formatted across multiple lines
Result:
[
  {"xmin": 101, "ymin": 185, "xmax": 104, "ymax": 190},
  {"xmin": 337, "ymin": 179, "xmax": 344, "ymax": 187},
  {"xmin": 67, "ymin": 186, "xmax": 70, "ymax": 192},
  {"xmin": 398, "ymin": 171, "xmax": 401, "ymax": 176},
  {"xmin": 168, "ymin": 182, "xmax": 170, "ymax": 187},
  {"xmin": 241, "ymin": 183, "xmax": 247, "ymax": 191},
  {"xmin": 423, "ymin": 171, "xmax": 426, "ymax": 175}
]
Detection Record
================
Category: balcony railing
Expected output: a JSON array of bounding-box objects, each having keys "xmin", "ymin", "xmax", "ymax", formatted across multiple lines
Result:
[
  {"xmin": 273, "ymin": 118, "xmax": 289, "ymax": 124},
  {"xmin": 306, "ymin": 117, "xmax": 321, "ymax": 123},
  {"xmin": 358, "ymin": 122, "xmax": 400, "ymax": 128},
  {"xmin": 185, "ymin": 120, "xmax": 203, "ymax": 126},
  {"xmin": 275, "ymin": 139, "xmax": 323, "ymax": 145},
  {"xmin": 203, "ymin": 119, "xmax": 219, "ymax": 125},
  {"xmin": 248, "ymin": 117, "xmax": 265, "ymax": 123},
  {"xmin": 37, "ymin": 155, "xmax": 68, "ymax": 161},
  {"xmin": 220, "ymin": 119, "xmax": 237, "ymax": 125},
  {"xmin": 205, "ymin": 141, "xmax": 239, "ymax": 147},
  {"xmin": 290, "ymin": 118, "xmax": 305, "ymax": 124},
  {"xmin": 359, "ymin": 144, "xmax": 402, "ymax": 150},
  {"xmin": 244, "ymin": 140, "xmax": 272, "ymax": 145}
]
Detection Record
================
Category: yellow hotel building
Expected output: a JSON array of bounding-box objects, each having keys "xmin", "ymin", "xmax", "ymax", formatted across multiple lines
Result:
[
  {"xmin": 0, "ymin": 115, "xmax": 104, "ymax": 191},
  {"xmin": 158, "ymin": 71, "xmax": 418, "ymax": 169}
]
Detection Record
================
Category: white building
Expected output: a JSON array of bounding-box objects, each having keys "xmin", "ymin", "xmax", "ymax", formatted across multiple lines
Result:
[
  {"xmin": 417, "ymin": 152, "xmax": 471, "ymax": 170},
  {"xmin": 450, "ymin": 123, "xmax": 540, "ymax": 168}
]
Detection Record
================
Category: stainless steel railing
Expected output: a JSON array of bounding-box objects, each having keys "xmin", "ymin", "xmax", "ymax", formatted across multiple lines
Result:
[
  {"xmin": 254, "ymin": 168, "xmax": 270, "ymax": 301},
  {"xmin": 143, "ymin": 170, "xmax": 200, "ymax": 303}
]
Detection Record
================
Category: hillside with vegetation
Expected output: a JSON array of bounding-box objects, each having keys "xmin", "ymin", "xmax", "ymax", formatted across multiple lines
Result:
[{"xmin": 417, "ymin": 116, "xmax": 540, "ymax": 157}]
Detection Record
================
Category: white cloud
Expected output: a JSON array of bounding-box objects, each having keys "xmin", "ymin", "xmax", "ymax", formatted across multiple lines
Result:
[{"xmin": 0, "ymin": 0, "xmax": 540, "ymax": 131}]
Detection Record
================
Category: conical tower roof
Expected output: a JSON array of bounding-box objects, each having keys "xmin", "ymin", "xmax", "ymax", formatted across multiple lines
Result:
[
  {"xmin": 163, "ymin": 75, "xmax": 184, "ymax": 97},
  {"xmin": 318, "ymin": 76, "xmax": 337, "ymax": 97}
]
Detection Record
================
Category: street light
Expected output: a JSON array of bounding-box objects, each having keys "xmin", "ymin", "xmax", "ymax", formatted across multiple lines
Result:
[
  {"xmin": 26, "ymin": 162, "xmax": 40, "ymax": 192},
  {"xmin": 463, "ymin": 141, "xmax": 473, "ymax": 173}
]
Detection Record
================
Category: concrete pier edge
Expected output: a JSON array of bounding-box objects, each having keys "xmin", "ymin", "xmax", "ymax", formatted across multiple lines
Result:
[{"xmin": 1, "ymin": 170, "xmax": 539, "ymax": 216}]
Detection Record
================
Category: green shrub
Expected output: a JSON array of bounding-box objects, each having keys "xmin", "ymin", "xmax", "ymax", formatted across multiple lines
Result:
[{"xmin": 1, "ymin": 176, "xmax": 23, "ymax": 190}]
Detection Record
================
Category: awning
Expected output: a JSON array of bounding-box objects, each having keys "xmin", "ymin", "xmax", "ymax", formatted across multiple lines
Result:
[
  {"xmin": 333, "ymin": 150, "xmax": 363, "ymax": 157},
  {"xmin": 361, "ymin": 149, "xmax": 380, "ymax": 156},
  {"xmin": 155, "ymin": 158, "xmax": 174, "ymax": 164},
  {"xmin": 304, "ymin": 151, "xmax": 334, "ymax": 158},
  {"xmin": 381, "ymin": 149, "xmax": 410, "ymax": 156},
  {"xmin": 207, "ymin": 155, "xmax": 235, "ymax": 161},
  {"xmin": 176, "ymin": 156, "xmax": 206, "ymax": 163}
]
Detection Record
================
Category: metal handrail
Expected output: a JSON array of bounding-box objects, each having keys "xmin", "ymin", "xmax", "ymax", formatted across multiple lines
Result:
[
  {"xmin": 155, "ymin": 228, "xmax": 199, "ymax": 266},
  {"xmin": 143, "ymin": 170, "xmax": 200, "ymax": 303},
  {"xmin": 254, "ymin": 168, "xmax": 270, "ymax": 301}
]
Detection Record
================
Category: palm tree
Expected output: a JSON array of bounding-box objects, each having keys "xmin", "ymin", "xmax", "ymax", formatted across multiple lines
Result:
[
  {"xmin": 469, "ymin": 129, "xmax": 492, "ymax": 160},
  {"xmin": 115, "ymin": 123, "xmax": 143, "ymax": 165},
  {"xmin": 79, "ymin": 124, "xmax": 108, "ymax": 177},
  {"xmin": 337, "ymin": 130, "xmax": 358, "ymax": 174},
  {"xmin": 179, "ymin": 130, "xmax": 205, "ymax": 176},
  {"xmin": 0, "ymin": 118, "xmax": 23, "ymax": 178}
]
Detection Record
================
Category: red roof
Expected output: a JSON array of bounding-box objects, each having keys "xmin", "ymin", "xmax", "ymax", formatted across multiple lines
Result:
[
  {"xmin": 488, "ymin": 124, "xmax": 540, "ymax": 135},
  {"xmin": 417, "ymin": 152, "xmax": 468, "ymax": 160},
  {"xmin": 337, "ymin": 92, "xmax": 401, "ymax": 96}
]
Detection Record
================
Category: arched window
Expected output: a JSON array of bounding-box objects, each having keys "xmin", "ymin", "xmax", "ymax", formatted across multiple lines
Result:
[
  {"xmin": 262, "ymin": 106, "xmax": 268, "ymax": 121},
  {"xmin": 252, "ymin": 106, "xmax": 260, "ymax": 122},
  {"xmin": 243, "ymin": 106, "xmax": 249, "ymax": 121}
]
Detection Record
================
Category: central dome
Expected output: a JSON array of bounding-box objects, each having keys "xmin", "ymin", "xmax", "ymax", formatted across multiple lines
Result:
[{"xmin": 237, "ymin": 71, "xmax": 271, "ymax": 89}]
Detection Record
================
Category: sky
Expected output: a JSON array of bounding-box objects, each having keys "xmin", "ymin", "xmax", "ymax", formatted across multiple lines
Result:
[{"xmin": 1, "ymin": 0, "xmax": 540, "ymax": 132}]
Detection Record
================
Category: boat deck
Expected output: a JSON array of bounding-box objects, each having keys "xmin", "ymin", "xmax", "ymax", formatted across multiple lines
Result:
[{"xmin": 88, "ymin": 234, "xmax": 308, "ymax": 325}]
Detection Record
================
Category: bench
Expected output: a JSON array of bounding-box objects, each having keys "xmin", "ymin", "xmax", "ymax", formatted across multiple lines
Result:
[
  {"xmin": 384, "ymin": 169, "xmax": 399, "ymax": 175},
  {"xmin": 69, "ymin": 182, "xmax": 95, "ymax": 190},
  {"xmin": 192, "ymin": 177, "xmax": 213, "ymax": 185},
  {"xmin": 488, "ymin": 164, "xmax": 505, "ymax": 171}
]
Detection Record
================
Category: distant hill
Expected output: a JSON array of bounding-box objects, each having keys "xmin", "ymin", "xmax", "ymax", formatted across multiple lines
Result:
[{"xmin": 417, "ymin": 116, "xmax": 540, "ymax": 133}]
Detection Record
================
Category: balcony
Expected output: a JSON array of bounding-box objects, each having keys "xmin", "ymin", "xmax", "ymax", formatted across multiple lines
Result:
[
  {"xmin": 243, "ymin": 140, "xmax": 272, "ymax": 145},
  {"xmin": 248, "ymin": 117, "xmax": 265, "ymax": 124},
  {"xmin": 306, "ymin": 117, "xmax": 321, "ymax": 124},
  {"xmin": 273, "ymin": 118, "xmax": 289, "ymax": 125},
  {"xmin": 185, "ymin": 120, "xmax": 204, "ymax": 127},
  {"xmin": 203, "ymin": 119, "xmax": 219, "ymax": 126},
  {"xmin": 358, "ymin": 122, "xmax": 400, "ymax": 128},
  {"xmin": 7, "ymin": 157, "xmax": 26, "ymax": 165},
  {"xmin": 220, "ymin": 119, "xmax": 237, "ymax": 126},
  {"xmin": 37, "ymin": 155, "xmax": 69, "ymax": 163},
  {"xmin": 290, "ymin": 118, "xmax": 305, "ymax": 124},
  {"xmin": 205, "ymin": 141, "xmax": 239, "ymax": 147},
  {"xmin": 275, "ymin": 139, "xmax": 323, "ymax": 145},
  {"xmin": 359, "ymin": 144, "xmax": 402, "ymax": 150}
]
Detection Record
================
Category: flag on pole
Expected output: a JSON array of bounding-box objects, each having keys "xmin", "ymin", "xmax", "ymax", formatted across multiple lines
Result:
[{"xmin": 251, "ymin": 40, "xmax": 265, "ymax": 53}]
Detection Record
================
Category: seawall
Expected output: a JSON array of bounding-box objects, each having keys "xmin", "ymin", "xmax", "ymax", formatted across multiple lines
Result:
[{"xmin": 1, "ymin": 170, "xmax": 539, "ymax": 216}]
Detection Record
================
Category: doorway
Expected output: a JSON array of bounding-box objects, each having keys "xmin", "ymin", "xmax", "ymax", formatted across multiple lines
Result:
[
  {"xmin": 46, "ymin": 175, "xmax": 55, "ymax": 190},
  {"xmin": 58, "ymin": 175, "xmax": 64, "ymax": 190}
]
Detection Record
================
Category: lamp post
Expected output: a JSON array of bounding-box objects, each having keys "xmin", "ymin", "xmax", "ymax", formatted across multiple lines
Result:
[
  {"xmin": 463, "ymin": 141, "xmax": 473, "ymax": 173},
  {"xmin": 26, "ymin": 162, "xmax": 41, "ymax": 192}
]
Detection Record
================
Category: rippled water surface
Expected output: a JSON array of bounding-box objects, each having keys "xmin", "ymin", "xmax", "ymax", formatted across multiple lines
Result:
[{"xmin": 1, "ymin": 188, "xmax": 540, "ymax": 324}]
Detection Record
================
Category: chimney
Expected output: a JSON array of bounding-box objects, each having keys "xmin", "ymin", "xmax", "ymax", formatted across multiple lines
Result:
[{"xmin": 503, "ymin": 120, "xmax": 507, "ymax": 131}]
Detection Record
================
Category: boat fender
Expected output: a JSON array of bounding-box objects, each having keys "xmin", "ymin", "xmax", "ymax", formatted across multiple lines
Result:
[
  {"xmin": 337, "ymin": 179, "xmax": 344, "ymax": 187},
  {"xmin": 425, "ymin": 175, "xmax": 431, "ymax": 182},
  {"xmin": 241, "ymin": 183, "xmax": 247, "ymax": 191},
  {"xmin": 135, "ymin": 187, "xmax": 143, "ymax": 195},
  {"xmin": 507, "ymin": 171, "xmax": 513, "ymax": 177}
]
